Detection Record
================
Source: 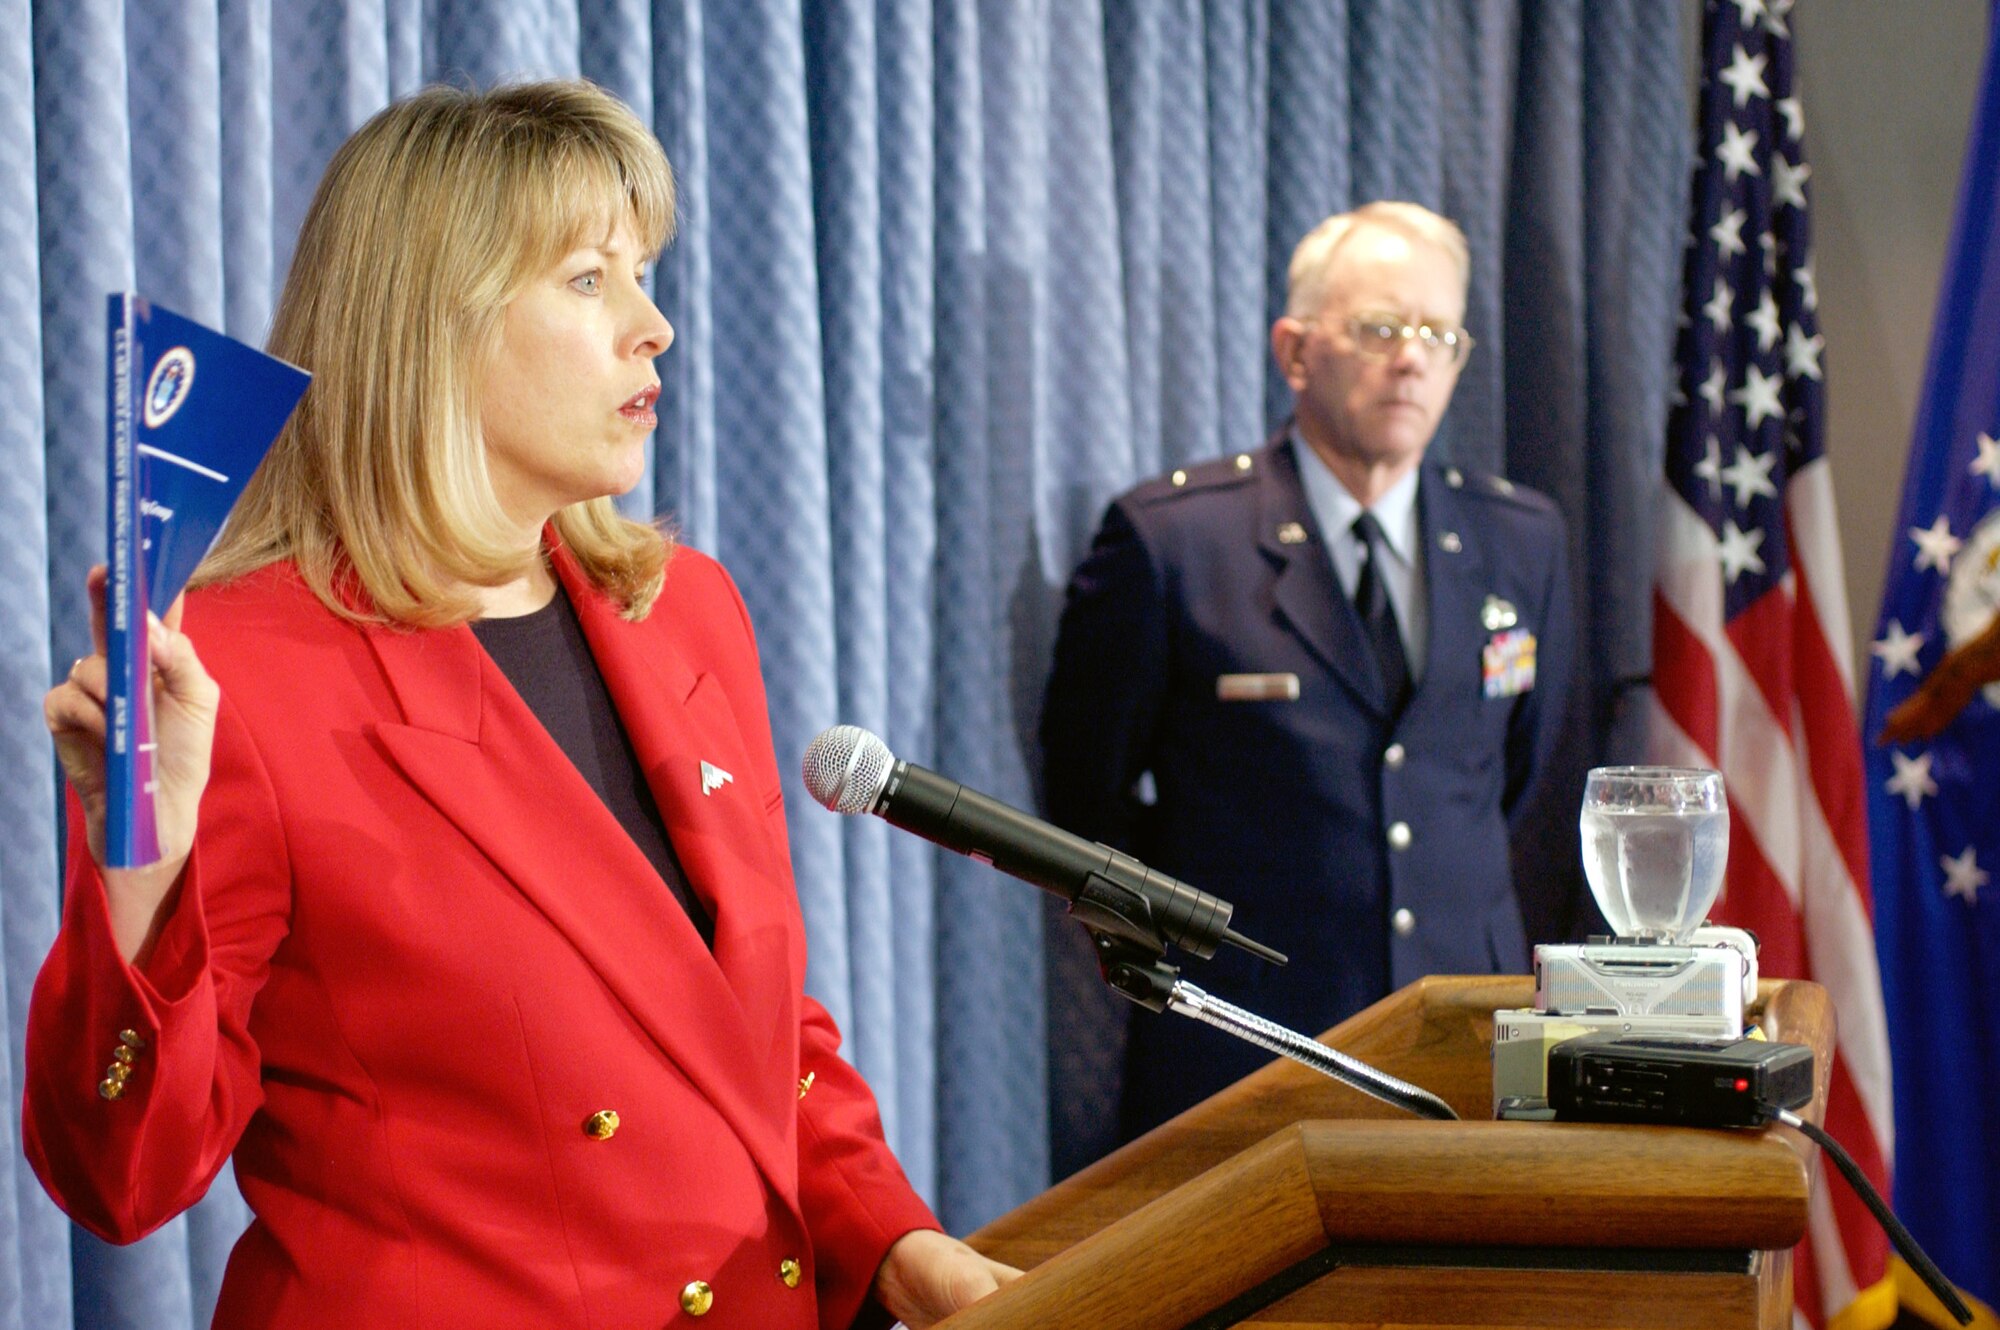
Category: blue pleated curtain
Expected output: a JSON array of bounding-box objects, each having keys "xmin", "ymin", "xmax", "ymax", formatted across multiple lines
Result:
[{"xmin": 1, "ymin": 1, "xmax": 1686, "ymax": 1324}]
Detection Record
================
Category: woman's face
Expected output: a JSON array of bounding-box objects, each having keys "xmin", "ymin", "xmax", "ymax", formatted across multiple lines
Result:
[{"xmin": 479, "ymin": 212, "xmax": 673, "ymax": 540}]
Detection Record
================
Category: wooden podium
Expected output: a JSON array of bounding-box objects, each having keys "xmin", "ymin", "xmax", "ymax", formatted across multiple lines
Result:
[{"xmin": 940, "ymin": 975, "xmax": 1830, "ymax": 1330}]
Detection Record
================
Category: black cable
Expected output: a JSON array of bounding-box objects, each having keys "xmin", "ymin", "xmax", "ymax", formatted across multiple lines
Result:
[{"xmin": 1764, "ymin": 1104, "xmax": 1973, "ymax": 1326}]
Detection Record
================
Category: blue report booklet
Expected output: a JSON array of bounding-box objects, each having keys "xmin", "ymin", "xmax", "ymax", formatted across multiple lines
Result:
[{"xmin": 103, "ymin": 294, "xmax": 309, "ymax": 867}]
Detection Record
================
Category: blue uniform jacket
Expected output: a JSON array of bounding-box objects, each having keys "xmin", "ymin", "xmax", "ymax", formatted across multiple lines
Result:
[{"xmin": 1041, "ymin": 435, "xmax": 1575, "ymax": 1136}]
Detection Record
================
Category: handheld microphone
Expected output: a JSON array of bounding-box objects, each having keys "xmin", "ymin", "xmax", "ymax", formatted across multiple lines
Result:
[{"xmin": 802, "ymin": 725, "xmax": 1284, "ymax": 966}]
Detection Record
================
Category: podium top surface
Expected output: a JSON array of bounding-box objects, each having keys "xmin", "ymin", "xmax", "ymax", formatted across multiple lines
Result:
[{"xmin": 974, "ymin": 975, "xmax": 1824, "ymax": 1270}]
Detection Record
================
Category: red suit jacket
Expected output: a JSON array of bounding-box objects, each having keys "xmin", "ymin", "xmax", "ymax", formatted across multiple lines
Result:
[{"xmin": 25, "ymin": 542, "xmax": 937, "ymax": 1328}]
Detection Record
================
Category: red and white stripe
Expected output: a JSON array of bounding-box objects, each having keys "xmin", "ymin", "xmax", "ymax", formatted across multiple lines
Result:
[{"xmin": 1651, "ymin": 458, "xmax": 1894, "ymax": 1325}]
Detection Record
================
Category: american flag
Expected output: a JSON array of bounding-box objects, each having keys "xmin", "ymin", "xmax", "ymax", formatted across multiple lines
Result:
[{"xmin": 1650, "ymin": 1, "xmax": 1895, "ymax": 1325}]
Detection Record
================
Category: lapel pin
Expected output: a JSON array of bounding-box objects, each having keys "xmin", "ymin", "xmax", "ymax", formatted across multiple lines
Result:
[
  {"xmin": 700, "ymin": 761, "xmax": 734, "ymax": 797},
  {"xmin": 1481, "ymin": 595, "xmax": 1519, "ymax": 632},
  {"xmin": 1438, "ymin": 530, "xmax": 1463, "ymax": 554},
  {"xmin": 1277, "ymin": 521, "xmax": 1308, "ymax": 545}
]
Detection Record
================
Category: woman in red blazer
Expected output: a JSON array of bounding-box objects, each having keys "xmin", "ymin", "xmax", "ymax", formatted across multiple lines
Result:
[{"xmin": 32, "ymin": 81, "xmax": 1013, "ymax": 1329}]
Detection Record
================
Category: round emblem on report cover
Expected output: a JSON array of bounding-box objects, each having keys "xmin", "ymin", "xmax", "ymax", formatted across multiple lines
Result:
[
  {"xmin": 1942, "ymin": 506, "xmax": 2000, "ymax": 709},
  {"xmin": 143, "ymin": 346, "xmax": 197, "ymax": 428}
]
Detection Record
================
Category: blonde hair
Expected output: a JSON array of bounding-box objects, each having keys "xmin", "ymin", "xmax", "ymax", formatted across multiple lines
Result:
[
  {"xmin": 195, "ymin": 80, "xmax": 677, "ymax": 625},
  {"xmin": 1284, "ymin": 201, "xmax": 1471, "ymax": 320}
]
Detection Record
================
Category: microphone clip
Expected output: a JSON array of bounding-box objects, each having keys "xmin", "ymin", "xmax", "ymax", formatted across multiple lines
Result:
[
  {"xmin": 1068, "ymin": 869, "xmax": 1186, "ymax": 1012},
  {"xmin": 1087, "ymin": 930, "xmax": 1182, "ymax": 1014},
  {"xmin": 1069, "ymin": 870, "xmax": 1173, "ymax": 956}
]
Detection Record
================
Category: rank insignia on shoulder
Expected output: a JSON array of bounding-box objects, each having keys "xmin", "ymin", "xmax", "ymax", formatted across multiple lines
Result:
[
  {"xmin": 1141, "ymin": 452, "xmax": 1258, "ymax": 502},
  {"xmin": 1482, "ymin": 628, "xmax": 1537, "ymax": 698}
]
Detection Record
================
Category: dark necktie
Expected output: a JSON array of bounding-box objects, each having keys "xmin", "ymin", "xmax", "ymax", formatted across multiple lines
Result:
[{"xmin": 1352, "ymin": 511, "xmax": 1411, "ymax": 713}]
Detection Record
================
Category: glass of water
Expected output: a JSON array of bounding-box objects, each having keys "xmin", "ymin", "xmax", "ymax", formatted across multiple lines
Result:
[{"xmin": 1578, "ymin": 767, "xmax": 1728, "ymax": 943}]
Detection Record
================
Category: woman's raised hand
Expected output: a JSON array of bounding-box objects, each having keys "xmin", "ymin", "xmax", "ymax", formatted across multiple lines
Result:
[{"xmin": 44, "ymin": 566, "xmax": 220, "ymax": 961}]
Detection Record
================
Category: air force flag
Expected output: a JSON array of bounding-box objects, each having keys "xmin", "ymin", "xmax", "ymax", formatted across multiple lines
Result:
[{"xmin": 1863, "ymin": 9, "xmax": 2000, "ymax": 1320}]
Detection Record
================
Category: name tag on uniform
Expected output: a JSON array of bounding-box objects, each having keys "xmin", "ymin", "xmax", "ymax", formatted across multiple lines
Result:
[
  {"xmin": 1482, "ymin": 629, "xmax": 1538, "ymax": 698},
  {"xmin": 1216, "ymin": 672, "xmax": 1300, "ymax": 702}
]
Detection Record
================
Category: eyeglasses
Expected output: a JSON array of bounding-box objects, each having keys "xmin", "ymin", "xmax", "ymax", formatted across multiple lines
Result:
[{"xmin": 1335, "ymin": 312, "xmax": 1475, "ymax": 367}]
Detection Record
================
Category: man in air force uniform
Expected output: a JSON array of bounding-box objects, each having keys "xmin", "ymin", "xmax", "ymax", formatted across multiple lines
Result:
[{"xmin": 1042, "ymin": 201, "xmax": 1575, "ymax": 1139}]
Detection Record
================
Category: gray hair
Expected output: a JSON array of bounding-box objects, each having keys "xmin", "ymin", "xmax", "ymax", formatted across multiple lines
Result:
[{"xmin": 1284, "ymin": 201, "xmax": 1471, "ymax": 319}]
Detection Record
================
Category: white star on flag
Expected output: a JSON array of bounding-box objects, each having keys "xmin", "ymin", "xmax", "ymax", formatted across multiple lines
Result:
[
  {"xmin": 1726, "ymin": 0, "xmax": 1767, "ymax": 27},
  {"xmin": 1784, "ymin": 324, "xmax": 1824, "ymax": 381},
  {"xmin": 1717, "ymin": 519, "xmax": 1767, "ymax": 583},
  {"xmin": 1884, "ymin": 750, "xmax": 1939, "ymax": 810},
  {"xmin": 1694, "ymin": 437, "xmax": 1725, "ymax": 497},
  {"xmin": 1910, "ymin": 514, "xmax": 1962, "ymax": 574},
  {"xmin": 1777, "ymin": 95, "xmax": 1805, "ymax": 141},
  {"xmin": 1731, "ymin": 363, "xmax": 1785, "ymax": 430},
  {"xmin": 1704, "ymin": 277, "xmax": 1735, "ymax": 334},
  {"xmin": 1746, "ymin": 289, "xmax": 1783, "ymax": 352},
  {"xmin": 1699, "ymin": 362, "xmax": 1729, "ymax": 414},
  {"xmin": 1794, "ymin": 262, "xmax": 1817, "ymax": 310},
  {"xmin": 1709, "ymin": 205, "xmax": 1749, "ymax": 258},
  {"xmin": 1718, "ymin": 45, "xmax": 1770, "ymax": 107},
  {"xmin": 1871, "ymin": 620, "xmax": 1926, "ymax": 678},
  {"xmin": 1721, "ymin": 446, "xmax": 1779, "ymax": 508},
  {"xmin": 1774, "ymin": 157, "xmax": 1811, "ymax": 210},
  {"xmin": 1971, "ymin": 431, "xmax": 2000, "ymax": 484},
  {"xmin": 1717, "ymin": 121, "xmax": 1763, "ymax": 183},
  {"xmin": 1941, "ymin": 847, "xmax": 1989, "ymax": 905}
]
